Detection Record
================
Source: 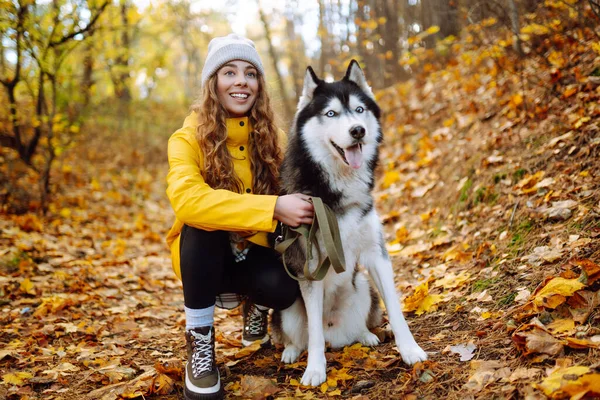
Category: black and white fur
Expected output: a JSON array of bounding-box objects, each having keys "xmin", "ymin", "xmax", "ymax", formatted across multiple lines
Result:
[{"xmin": 271, "ymin": 60, "xmax": 427, "ymax": 386}]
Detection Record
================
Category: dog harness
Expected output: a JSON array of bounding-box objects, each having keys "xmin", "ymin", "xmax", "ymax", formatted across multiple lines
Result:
[{"xmin": 274, "ymin": 197, "xmax": 346, "ymax": 281}]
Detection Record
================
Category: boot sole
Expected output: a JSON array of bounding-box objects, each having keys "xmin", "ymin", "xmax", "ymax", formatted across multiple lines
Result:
[
  {"xmin": 241, "ymin": 334, "xmax": 270, "ymax": 347},
  {"xmin": 184, "ymin": 385, "xmax": 224, "ymax": 400}
]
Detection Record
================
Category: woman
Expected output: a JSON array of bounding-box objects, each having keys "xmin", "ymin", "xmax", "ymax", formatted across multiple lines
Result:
[{"xmin": 165, "ymin": 34, "xmax": 313, "ymax": 399}]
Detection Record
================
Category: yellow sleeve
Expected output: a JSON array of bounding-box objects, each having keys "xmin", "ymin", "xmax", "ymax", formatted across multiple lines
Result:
[{"xmin": 166, "ymin": 130, "xmax": 279, "ymax": 233}]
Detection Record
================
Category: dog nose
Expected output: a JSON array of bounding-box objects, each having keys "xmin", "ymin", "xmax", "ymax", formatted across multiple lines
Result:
[{"xmin": 350, "ymin": 125, "xmax": 365, "ymax": 140}]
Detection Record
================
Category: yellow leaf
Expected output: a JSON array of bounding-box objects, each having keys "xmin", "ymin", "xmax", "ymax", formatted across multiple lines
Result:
[
  {"xmin": 289, "ymin": 378, "xmax": 300, "ymax": 386},
  {"xmin": 60, "ymin": 208, "xmax": 72, "ymax": 218},
  {"xmin": 509, "ymin": 93, "xmax": 523, "ymax": 109},
  {"xmin": 534, "ymin": 366, "xmax": 590, "ymax": 396},
  {"xmin": 3, "ymin": 372, "xmax": 33, "ymax": 386},
  {"xmin": 234, "ymin": 341, "xmax": 261, "ymax": 359},
  {"xmin": 521, "ymin": 23, "xmax": 550, "ymax": 35},
  {"xmin": 574, "ymin": 116, "xmax": 590, "ymax": 129},
  {"xmin": 91, "ymin": 178, "xmax": 101, "ymax": 190},
  {"xmin": 437, "ymin": 266, "xmax": 466, "ymax": 284},
  {"xmin": 20, "ymin": 278, "xmax": 35, "ymax": 295},
  {"xmin": 548, "ymin": 51, "xmax": 565, "ymax": 68},
  {"xmin": 533, "ymin": 277, "xmax": 585, "ymax": 308},
  {"xmin": 382, "ymin": 170, "xmax": 401, "ymax": 188},
  {"xmin": 514, "ymin": 171, "xmax": 544, "ymax": 194},
  {"xmin": 426, "ymin": 26, "xmax": 440, "ymax": 35},
  {"xmin": 320, "ymin": 382, "xmax": 328, "ymax": 393},
  {"xmin": 404, "ymin": 281, "xmax": 444, "ymax": 315},
  {"xmin": 416, "ymin": 294, "xmax": 444, "ymax": 315},
  {"xmin": 546, "ymin": 319, "xmax": 575, "ymax": 335},
  {"xmin": 481, "ymin": 311, "xmax": 492, "ymax": 319}
]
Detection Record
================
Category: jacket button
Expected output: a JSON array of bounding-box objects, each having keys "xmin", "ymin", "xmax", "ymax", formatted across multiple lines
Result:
[
  {"xmin": 239, "ymin": 121, "xmax": 245, "ymax": 126},
  {"xmin": 246, "ymin": 188, "xmax": 251, "ymax": 193},
  {"xmin": 239, "ymin": 146, "xmax": 244, "ymax": 151}
]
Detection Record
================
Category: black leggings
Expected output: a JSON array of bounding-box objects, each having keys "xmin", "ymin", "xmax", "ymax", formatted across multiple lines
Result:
[{"xmin": 179, "ymin": 225, "xmax": 299, "ymax": 310}]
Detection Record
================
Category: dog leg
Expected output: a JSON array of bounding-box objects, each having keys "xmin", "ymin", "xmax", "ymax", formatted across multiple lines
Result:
[
  {"xmin": 299, "ymin": 280, "xmax": 327, "ymax": 386},
  {"xmin": 279, "ymin": 298, "xmax": 307, "ymax": 364},
  {"xmin": 364, "ymin": 253, "xmax": 427, "ymax": 365}
]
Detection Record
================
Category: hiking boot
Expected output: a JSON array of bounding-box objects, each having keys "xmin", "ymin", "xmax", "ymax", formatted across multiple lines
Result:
[
  {"xmin": 242, "ymin": 302, "xmax": 270, "ymax": 347},
  {"xmin": 184, "ymin": 326, "xmax": 223, "ymax": 400}
]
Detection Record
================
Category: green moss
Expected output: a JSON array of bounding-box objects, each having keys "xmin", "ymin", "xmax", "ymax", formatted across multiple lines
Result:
[
  {"xmin": 498, "ymin": 292, "xmax": 517, "ymax": 306},
  {"xmin": 459, "ymin": 178, "xmax": 473, "ymax": 202},
  {"xmin": 513, "ymin": 168, "xmax": 527, "ymax": 182},
  {"xmin": 471, "ymin": 278, "xmax": 498, "ymax": 293}
]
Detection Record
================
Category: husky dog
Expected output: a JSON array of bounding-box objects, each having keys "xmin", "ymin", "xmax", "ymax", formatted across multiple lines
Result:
[{"xmin": 271, "ymin": 60, "xmax": 427, "ymax": 386}]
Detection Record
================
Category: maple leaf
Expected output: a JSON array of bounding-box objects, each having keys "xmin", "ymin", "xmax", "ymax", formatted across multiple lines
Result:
[
  {"xmin": 512, "ymin": 323, "xmax": 565, "ymax": 356},
  {"xmin": 403, "ymin": 281, "xmax": 444, "ymax": 315},
  {"xmin": 532, "ymin": 277, "xmax": 585, "ymax": 309},
  {"xmin": 2, "ymin": 371, "xmax": 33, "ymax": 386},
  {"xmin": 533, "ymin": 366, "xmax": 598, "ymax": 398},
  {"xmin": 20, "ymin": 278, "xmax": 35, "ymax": 295}
]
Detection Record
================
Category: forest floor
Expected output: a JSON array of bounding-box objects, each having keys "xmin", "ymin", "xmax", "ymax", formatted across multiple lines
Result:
[{"xmin": 2, "ymin": 12, "xmax": 600, "ymax": 400}]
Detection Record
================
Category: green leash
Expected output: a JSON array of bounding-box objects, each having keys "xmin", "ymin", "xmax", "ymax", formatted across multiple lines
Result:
[{"xmin": 274, "ymin": 197, "xmax": 346, "ymax": 281}]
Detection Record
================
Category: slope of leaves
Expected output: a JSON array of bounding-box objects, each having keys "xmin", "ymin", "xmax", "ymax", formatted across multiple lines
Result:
[{"xmin": 2, "ymin": 3, "xmax": 600, "ymax": 399}]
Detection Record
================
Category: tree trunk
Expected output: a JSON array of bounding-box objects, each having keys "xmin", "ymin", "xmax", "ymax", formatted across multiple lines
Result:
[
  {"xmin": 508, "ymin": 0, "xmax": 524, "ymax": 57},
  {"xmin": 318, "ymin": 0, "xmax": 329, "ymax": 77},
  {"xmin": 258, "ymin": 1, "xmax": 293, "ymax": 121}
]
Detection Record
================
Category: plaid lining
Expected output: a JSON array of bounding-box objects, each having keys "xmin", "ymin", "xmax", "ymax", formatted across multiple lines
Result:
[
  {"xmin": 216, "ymin": 293, "xmax": 246, "ymax": 309},
  {"xmin": 215, "ymin": 233, "xmax": 253, "ymax": 309},
  {"xmin": 229, "ymin": 232, "xmax": 252, "ymax": 263}
]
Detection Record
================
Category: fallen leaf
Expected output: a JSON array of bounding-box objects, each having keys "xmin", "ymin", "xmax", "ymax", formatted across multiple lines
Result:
[
  {"xmin": 239, "ymin": 375, "xmax": 280, "ymax": 399},
  {"xmin": 20, "ymin": 278, "xmax": 35, "ymax": 295},
  {"xmin": 512, "ymin": 323, "xmax": 565, "ymax": 356},
  {"xmin": 532, "ymin": 277, "xmax": 585, "ymax": 309},
  {"xmin": 403, "ymin": 281, "xmax": 444, "ymax": 315},
  {"xmin": 449, "ymin": 342, "xmax": 477, "ymax": 361},
  {"xmin": 545, "ymin": 319, "xmax": 575, "ymax": 335},
  {"xmin": 234, "ymin": 341, "xmax": 262, "ymax": 359},
  {"xmin": 434, "ymin": 271, "xmax": 471, "ymax": 290},
  {"xmin": 2, "ymin": 371, "xmax": 33, "ymax": 386},
  {"xmin": 533, "ymin": 366, "xmax": 598, "ymax": 398}
]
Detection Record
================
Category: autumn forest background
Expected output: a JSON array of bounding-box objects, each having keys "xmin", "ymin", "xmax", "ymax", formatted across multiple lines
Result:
[{"xmin": 1, "ymin": 0, "xmax": 600, "ymax": 399}]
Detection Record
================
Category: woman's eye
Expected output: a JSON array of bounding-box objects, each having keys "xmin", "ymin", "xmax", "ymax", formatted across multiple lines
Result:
[
  {"xmin": 247, "ymin": 72, "xmax": 257, "ymax": 78},
  {"xmin": 224, "ymin": 71, "xmax": 234, "ymax": 76},
  {"xmin": 356, "ymin": 106, "xmax": 364, "ymax": 113},
  {"xmin": 325, "ymin": 110, "xmax": 337, "ymax": 117}
]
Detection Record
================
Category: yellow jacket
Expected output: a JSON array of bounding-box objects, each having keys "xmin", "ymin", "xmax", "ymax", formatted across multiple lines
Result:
[{"xmin": 165, "ymin": 112, "xmax": 285, "ymax": 279}]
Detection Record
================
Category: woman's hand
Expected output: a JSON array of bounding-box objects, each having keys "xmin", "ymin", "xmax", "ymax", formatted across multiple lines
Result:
[{"xmin": 274, "ymin": 194, "xmax": 314, "ymax": 227}]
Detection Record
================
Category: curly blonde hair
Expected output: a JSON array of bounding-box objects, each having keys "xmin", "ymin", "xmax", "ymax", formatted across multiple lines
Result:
[{"xmin": 191, "ymin": 73, "xmax": 282, "ymax": 196}]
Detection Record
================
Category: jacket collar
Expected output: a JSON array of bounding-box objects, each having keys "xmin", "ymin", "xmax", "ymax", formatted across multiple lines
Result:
[{"xmin": 226, "ymin": 116, "xmax": 251, "ymax": 146}]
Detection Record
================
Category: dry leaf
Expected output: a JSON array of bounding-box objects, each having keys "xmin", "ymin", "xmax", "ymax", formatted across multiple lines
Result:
[
  {"xmin": 449, "ymin": 342, "xmax": 477, "ymax": 361},
  {"xmin": 532, "ymin": 277, "xmax": 585, "ymax": 309},
  {"xmin": 512, "ymin": 323, "xmax": 565, "ymax": 356}
]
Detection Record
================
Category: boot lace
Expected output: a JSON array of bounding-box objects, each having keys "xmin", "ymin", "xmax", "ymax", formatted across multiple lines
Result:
[
  {"xmin": 190, "ymin": 330, "xmax": 213, "ymax": 376},
  {"xmin": 245, "ymin": 305, "xmax": 267, "ymax": 336}
]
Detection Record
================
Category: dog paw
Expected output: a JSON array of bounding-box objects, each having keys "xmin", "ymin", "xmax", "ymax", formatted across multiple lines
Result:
[
  {"xmin": 281, "ymin": 346, "xmax": 301, "ymax": 364},
  {"xmin": 397, "ymin": 344, "xmax": 428, "ymax": 365},
  {"xmin": 301, "ymin": 365, "xmax": 327, "ymax": 386},
  {"xmin": 359, "ymin": 332, "xmax": 380, "ymax": 347}
]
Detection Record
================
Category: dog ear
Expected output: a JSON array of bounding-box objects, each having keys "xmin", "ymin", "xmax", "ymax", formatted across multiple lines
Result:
[
  {"xmin": 297, "ymin": 66, "xmax": 320, "ymax": 110},
  {"xmin": 344, "ymin": 60, "xmax": 374, "ymax": 100}
]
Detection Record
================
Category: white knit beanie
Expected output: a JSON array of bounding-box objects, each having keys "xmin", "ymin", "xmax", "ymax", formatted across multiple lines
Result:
[{"xmin": 201, "ymin": 34, "xmax": 265, "ymax": 86}]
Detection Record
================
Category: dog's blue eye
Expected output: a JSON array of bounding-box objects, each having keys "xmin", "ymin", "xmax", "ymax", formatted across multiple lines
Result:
[
  {"xmin": 325, "ymin": 110, "xmax": 337, "ymax": 118},
  {"xmin": 356, "ymin": 106, "xmax": 364, "ymax": 113}
]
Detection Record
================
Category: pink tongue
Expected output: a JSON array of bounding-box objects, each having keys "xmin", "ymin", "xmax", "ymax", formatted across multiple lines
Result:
[{"xmin": 344, "ymin": 145, "xmax": 363, "ymax": 169}]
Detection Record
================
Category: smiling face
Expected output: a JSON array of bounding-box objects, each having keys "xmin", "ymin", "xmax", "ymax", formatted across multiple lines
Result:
[{"xmin": 215, "ymin": 60, "xmax": 259, "ymax": 117}]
